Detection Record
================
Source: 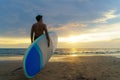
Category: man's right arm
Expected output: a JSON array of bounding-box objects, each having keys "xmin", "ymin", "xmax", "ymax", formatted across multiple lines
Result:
[
  {"xmin": 31, "ymin": 25, "xmax": 34, "ymax": 43},
  {"xmin": 44, "ymin": 24, "xmax": 50, "ymax": 47}
]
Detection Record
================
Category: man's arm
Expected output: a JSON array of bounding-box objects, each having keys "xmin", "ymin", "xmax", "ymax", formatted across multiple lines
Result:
[
  {"xmin": 31, "ymin": 25, "xmax": 34, "ymax": 43},
  {"xmin": 44, "ymin": 24, "xmax": 50, "ymax": 47}
]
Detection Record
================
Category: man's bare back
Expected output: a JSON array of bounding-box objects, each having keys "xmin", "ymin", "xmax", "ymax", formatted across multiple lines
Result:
[{"xmin": 31, "ymin": 15, "xmax": 50, "ymax": 46}]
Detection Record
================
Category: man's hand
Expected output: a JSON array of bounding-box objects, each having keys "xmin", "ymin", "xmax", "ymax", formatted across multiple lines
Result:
[{"xmin": 47, "ymin": 40, "xmax": 50, "ymax": 47}]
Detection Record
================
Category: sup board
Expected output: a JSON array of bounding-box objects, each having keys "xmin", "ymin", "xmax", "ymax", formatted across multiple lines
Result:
[{"xmin": 23, "ymin": 32, "xmax": 57, "ymax": 78}]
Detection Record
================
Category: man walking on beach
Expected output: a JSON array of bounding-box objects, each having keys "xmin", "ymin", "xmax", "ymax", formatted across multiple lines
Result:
[
  {"xmin": 31, "ymin": 15, "xmax": 50, "ymax": 47},
  {"xmin": 12, "ymin": 15, "xmax": 50, "ymax": 73}
]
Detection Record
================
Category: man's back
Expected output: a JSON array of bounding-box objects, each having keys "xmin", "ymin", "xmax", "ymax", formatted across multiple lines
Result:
[
  {"xmin": 31, "ymin": 15, "xmax": 50, "ymax": 47},
  {"xmin": 32, "ymin": 22, "xmax": 46, "ymax": 38}
]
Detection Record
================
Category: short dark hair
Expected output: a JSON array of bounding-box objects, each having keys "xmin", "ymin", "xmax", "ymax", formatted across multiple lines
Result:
[{"xmin": 36, "ymin": 15, "xmax": 43, "ymax": 22}]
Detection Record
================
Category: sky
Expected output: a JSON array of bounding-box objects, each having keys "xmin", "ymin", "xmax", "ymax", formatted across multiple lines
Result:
[{"xmin": 0, "ymin": 0, "xmax": 120, "ymax": 48}]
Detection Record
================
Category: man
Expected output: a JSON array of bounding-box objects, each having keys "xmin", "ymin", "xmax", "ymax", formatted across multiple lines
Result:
[
  {"xmin": 31, "ymin": 15, "xmax": 50, "ymax": 47},
  {"xmin": 12, "ymin": 15, "xmax": 50, "ymax": 73}
]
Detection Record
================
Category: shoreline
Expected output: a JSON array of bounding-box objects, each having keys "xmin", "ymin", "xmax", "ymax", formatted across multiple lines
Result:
[{"xmin": 0, "ymin": 54, "xmax": 120, "ymax": 80}]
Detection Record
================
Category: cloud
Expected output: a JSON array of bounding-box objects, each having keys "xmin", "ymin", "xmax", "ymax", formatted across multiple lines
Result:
[
  {"xmin": 88, "ymin": 23, "xmax": 120, "ymax": 35},
  {"xmin": 57, "ymin": 41, "xmax": 120, "ymax": 48},
  {"xmin": 58, "ymin": 22, "xmax": 120, "ymax": 43},
  {"xmin": 0, "ymin": 37, "xmax": 30, "ymax": 45},
  {"xmin": 48, "ymin": 22, "xmax": 87, "ymax": 37},
  {"xmin": 49, "ymin": 23, "xmax": 86, "ymax": 30},
  {"xmin": 93, "ymin": 10, "xmax": 119, "ymax": 23},
  {"xmin": 111, "ymin": 38, "xmax": 120, "ymax": 42},
  {"xmin": 83, "ymin": 23, "xmax": 120, "ymax": 40},
  {"xmin": 0, "ymin": 0, "xmax": 120, "ymax": 48}
]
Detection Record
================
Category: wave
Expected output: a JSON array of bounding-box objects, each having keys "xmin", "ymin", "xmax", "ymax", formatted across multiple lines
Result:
[{"xmin": 0, "ymin": 48, "xmax": 120, "ymax": 56}]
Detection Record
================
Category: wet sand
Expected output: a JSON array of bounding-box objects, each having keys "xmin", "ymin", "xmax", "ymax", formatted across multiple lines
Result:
[{"xmin": 0, "ymin": 54, "xmax": 120, "ymax": 80}]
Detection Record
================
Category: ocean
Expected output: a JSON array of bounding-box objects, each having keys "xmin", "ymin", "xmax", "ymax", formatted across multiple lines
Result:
[{"xmin": 0, "ymin": 48, "xmax": 120, "ymax": 56}]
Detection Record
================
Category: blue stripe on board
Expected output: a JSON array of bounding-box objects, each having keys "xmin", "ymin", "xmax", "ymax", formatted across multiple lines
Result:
[
  {"xmin": 35, "ymin": 44, "xmax": 43, "ymax": 69},
  {"xmin": 25, "ymin": 45, "xmax": 41, "ymax": 77}
]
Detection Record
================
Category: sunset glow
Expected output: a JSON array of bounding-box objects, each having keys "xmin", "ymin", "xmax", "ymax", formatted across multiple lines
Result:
[
  {"xmin": 0, "ymin": 37, "xmax": 30, "ymax": 45},
  {"xmin": 0, "ymin": 0, "xmax": 120, "ymax": 48}
]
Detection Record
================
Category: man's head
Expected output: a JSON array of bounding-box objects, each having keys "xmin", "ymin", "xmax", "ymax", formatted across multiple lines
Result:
[{"xmin": 36, "ymin": 15, "xmax": 43, "ymax": 22}]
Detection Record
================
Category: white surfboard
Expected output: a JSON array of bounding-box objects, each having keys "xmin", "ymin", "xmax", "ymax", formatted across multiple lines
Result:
[{"xmin": 23, "ymin": 32, "xmax": 57, "ymax": 78}]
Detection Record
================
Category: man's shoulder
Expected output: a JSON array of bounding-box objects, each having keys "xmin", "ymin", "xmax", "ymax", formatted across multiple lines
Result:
[
  {"xmin": 40, "ymin": 23, "xmax": 46, "ymax": 28},
  {"xmin": 42, "ymin": 23, "xmax": 46, "ymax": 26},
  {"xmin": 32, "ymin": 23, "xmax": 37, "ymax": 28},
  {"xmin": 32, "ymin": 23, "xmax": 37, "ymax": 26}
]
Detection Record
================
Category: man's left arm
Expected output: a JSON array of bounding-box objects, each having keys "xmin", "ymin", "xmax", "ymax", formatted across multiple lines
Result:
[{"xmin": 44, "ymin": 24, "xmax": 50, "ymax": 47}]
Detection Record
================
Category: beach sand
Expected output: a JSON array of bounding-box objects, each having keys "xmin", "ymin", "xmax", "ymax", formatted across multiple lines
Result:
[{"xmin": 0, "ymin": 54, "xmax": 120, "ymax": 80}]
